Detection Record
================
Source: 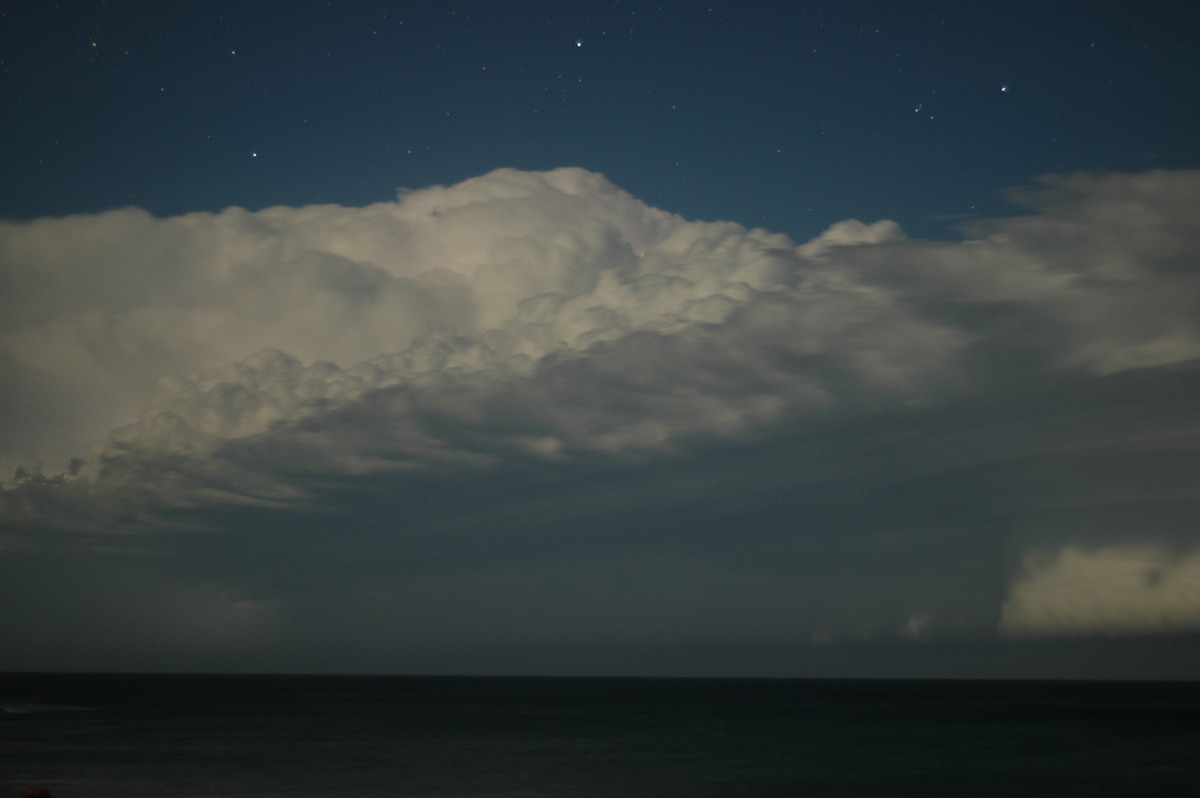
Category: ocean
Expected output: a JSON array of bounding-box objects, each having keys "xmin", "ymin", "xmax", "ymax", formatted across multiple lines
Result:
[{"xmin": 2, "ymin": 674, "xmax": 1198, "ymax": 797}]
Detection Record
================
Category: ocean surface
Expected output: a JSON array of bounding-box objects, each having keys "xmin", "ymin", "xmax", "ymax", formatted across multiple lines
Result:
[{"xmin": 2, "ymin": 674, "xmax": 1199, "ymax": 797}]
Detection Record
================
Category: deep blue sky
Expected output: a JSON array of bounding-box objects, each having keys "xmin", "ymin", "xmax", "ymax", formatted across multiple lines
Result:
[{"xmin": 4, "ymin": 0, "xmax": 1197, "ymax": 239}]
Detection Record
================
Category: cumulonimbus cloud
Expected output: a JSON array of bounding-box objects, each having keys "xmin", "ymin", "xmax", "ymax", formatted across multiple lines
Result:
[{"xmin": 2, "ymin": 167, "xmax": 1199, "ymax": 670}]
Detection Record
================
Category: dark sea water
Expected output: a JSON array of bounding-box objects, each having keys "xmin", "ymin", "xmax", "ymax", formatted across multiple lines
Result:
[{"xmin": 2, "ymin": 674, "xmax": 1199, "ymax": 797}]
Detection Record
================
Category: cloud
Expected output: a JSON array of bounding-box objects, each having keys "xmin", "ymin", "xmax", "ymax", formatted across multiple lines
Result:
[
  {"xmin": 0, "ymin": 168, "xmax": 674, "ymax": 468},
  {"xmin": 1002, "ymin": 545, "xmax": 1200, "ymax": 636},
  {"xmin": 2, "ymin": 167, "xmax": 1200, "ymax": 673}
]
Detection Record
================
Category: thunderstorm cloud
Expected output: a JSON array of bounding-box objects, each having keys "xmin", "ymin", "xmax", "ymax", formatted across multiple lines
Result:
[{"xmin": 2, "ymin": 167, "xmax": 1199, "ymax": 673}]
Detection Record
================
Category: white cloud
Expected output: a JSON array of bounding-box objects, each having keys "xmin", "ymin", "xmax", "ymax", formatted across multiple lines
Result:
[
  {"xmin": 0, "ymin": 167, "xmax": 676, "ymax": 469},
  {"xmin": 2, "ymin": 167, "xmax": 970, "ymax": 481},
  {"xmin": 840, "ymin": 169, "xmax": 1200, "ymax": 374},
  {"xmin": 1001, "ymin": 545, "xmax": 1200, "ymax": 636}
]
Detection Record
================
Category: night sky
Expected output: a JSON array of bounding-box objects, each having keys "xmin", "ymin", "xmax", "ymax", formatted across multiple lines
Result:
[{"xmin": 2, "ymin": 0, "xmax": 1200, "ymax": 678}]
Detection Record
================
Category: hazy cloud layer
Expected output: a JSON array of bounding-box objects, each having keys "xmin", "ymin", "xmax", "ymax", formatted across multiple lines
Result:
[{"xmin": 2, "ymin": 168, "xmax": 1199, "ymax": 673}]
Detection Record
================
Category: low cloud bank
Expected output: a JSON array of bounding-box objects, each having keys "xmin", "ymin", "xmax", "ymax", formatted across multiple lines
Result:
[{"xmin": 2, "ymin": 167, "xmax": 1199, "ymax": 672}]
